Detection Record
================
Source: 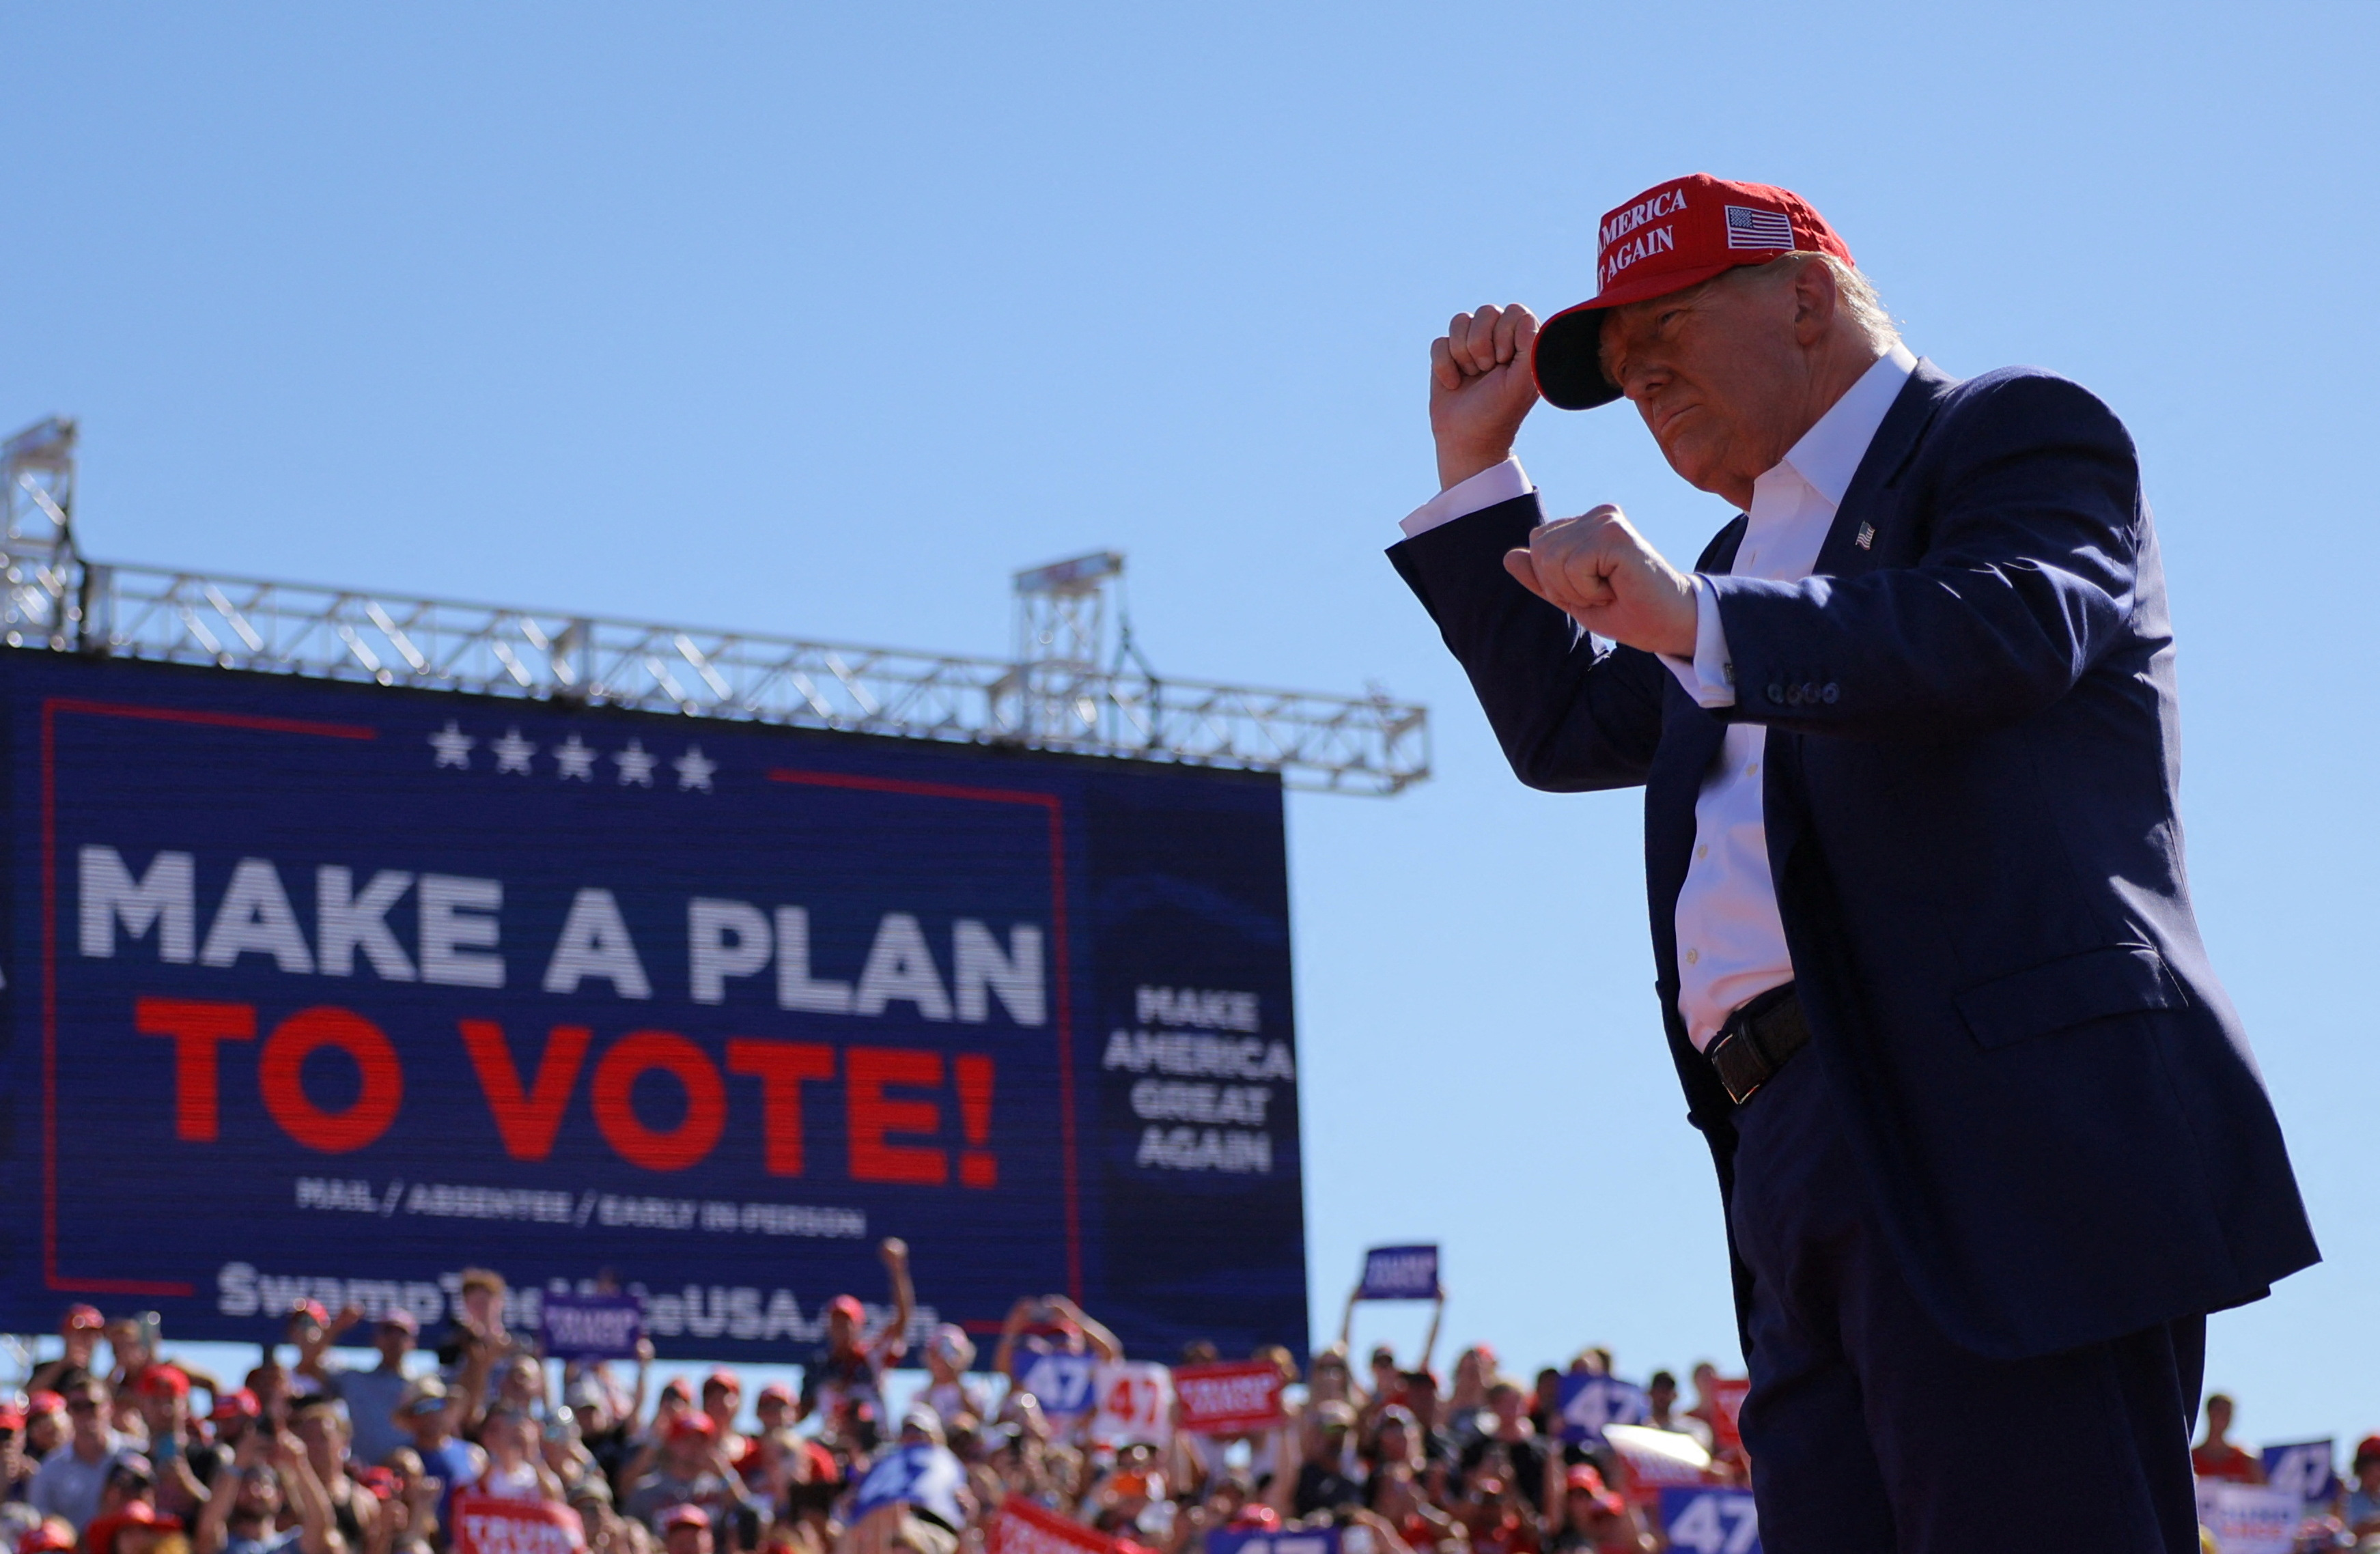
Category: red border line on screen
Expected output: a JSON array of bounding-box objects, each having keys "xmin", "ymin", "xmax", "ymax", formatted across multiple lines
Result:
[
  {"xmin": 41, "ymin": 698, "xmax": 376, "ymax": 1296},
  {"xmin": 764, "ymin": 767, "xmax": 1082, "ymax": 1302}
]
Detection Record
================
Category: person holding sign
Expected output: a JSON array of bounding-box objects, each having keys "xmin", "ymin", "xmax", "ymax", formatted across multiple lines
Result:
[
  {"xmin": 1389, "ymin": 173, "xmax": 2318, "ymax": 1552},
  {"xmin": 1339, "ymin": 1249, "xmax": 1446, "ymax": 1379},
  {"xmin": 992, "ymin": 1294, "xmax": 1123, "ymax": 1434}
]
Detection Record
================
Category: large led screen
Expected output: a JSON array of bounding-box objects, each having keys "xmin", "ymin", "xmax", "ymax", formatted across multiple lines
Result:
[{"xmin": 0, "ymin": 653, "xmax": 1306, "ymax": 1359}]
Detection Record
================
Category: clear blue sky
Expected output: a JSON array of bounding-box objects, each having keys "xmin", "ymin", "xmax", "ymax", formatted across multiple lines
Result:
[{"xmin": 8, "ymin": 3, "xmax": 2376, "ymax": 1445}]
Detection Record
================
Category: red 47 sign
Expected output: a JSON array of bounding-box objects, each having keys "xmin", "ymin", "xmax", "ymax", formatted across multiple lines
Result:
[{"xmin": 1089, "ymin": 1361, "xmax": 1175, "ymax": 1446}]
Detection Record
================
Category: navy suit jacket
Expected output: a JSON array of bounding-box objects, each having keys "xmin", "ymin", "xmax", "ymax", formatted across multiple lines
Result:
[{"xmin": 1388, "ymin": 361, "xmax": 2317, "ymax": 1359}]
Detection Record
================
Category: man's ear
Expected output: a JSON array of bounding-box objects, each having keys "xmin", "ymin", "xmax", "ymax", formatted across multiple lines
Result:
[{"xmin": 1789, "ymin": 257, "xmax": 1838, "ymax": 345}]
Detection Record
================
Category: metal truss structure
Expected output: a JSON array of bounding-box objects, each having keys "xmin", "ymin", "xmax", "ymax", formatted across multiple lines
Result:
[{"xmin": 1, "ymin": 420, "xmax": 1429, "ymax": 795}]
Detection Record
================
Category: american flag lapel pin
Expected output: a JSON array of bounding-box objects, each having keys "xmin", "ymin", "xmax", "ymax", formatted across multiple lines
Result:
[{"xmin": 1855, "ymin": 522, "xmax": 1875, "ymax": 550}]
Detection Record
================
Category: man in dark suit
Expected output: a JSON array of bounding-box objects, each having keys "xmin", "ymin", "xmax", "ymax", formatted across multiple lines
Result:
[{"xmin": 1387, "ymin": 174, "xmax": 2316, "ymax": 1552}]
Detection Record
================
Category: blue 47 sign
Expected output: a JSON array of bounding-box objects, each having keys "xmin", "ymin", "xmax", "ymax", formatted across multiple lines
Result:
[
  {"xmin": 1659, "ymin": 1488, "xmax": 1759, "ymax": 1554},
  {"xmin": 1206, "ymin": 1531, "xmax": 1338, "ymax": 1554},
  {"xmin": 2262, "ymin": 1439, "xmax": 2336, "ymax": 1504},
  {"xmin": 852, "ymin": 1444, "xmax": 968, "ymax": 1527},
  {"xmin": 1018, "ymin": 1351, "xmax": 1100, "ymax": 1419},
  {"xmin": 1556, "ymin": 1372, "xmax": 1649, "ymax": 1445}
]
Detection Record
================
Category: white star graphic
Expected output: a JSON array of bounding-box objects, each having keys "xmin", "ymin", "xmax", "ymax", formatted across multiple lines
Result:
[
  {"xmin": 553, "ymin": 733, "xmax": 597, "ymax": 781},
  {"xmin": 612, "ymin": 739, "xmax": 656, "ymax": 787},
  {"xmin": 673, "ymin": 745, "xmax": 718, "ymax": 793},
  {"xmin": 492, "ymin": 727, "xmax": 537, "ymax": 775},
  {"xmin": 429, "ymin": 721, "xmax": 475, "ymax": 769}
]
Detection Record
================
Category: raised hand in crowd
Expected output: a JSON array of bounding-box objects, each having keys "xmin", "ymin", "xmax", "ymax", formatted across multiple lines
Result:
[{"xmin": 270, "ymin": 1428, "xmax": 344, "ymax": 1554}]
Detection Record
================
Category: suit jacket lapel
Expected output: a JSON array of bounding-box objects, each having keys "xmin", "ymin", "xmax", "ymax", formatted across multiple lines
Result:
[
  {"xmin": 1810, "ymin": 358, "xmax": 1958, "ymax": 577},
  {"xmin": 1767, "ymin": 360, "xmax": 1960, "ymax": 905}
]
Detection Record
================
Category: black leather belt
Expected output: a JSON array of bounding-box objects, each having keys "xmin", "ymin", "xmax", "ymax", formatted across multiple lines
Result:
[{"xmin": 1707, "ymin": 984, "xmax": 1808, "ymax": 1105}]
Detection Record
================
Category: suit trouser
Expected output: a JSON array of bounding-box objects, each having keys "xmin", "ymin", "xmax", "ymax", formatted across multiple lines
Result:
[{"xmin": 1728, "ymin": 1049, "xmax": 2205, "ymax": 1553}]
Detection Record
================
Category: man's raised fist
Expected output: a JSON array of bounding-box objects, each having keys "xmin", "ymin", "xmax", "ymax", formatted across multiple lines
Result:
[{"xmin": 1429, "ymin": 303, "xmax": 1541, "ymax": 490}]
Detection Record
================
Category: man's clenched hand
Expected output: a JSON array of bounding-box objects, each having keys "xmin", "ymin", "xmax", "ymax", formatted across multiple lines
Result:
[
  {"xmin": 1504, "ymin": 506, "xmax": 1699, "ymax": 658},
  {"xmin": 1430, "ymin": 305, "xmax": 1541, "ymax": 490}
]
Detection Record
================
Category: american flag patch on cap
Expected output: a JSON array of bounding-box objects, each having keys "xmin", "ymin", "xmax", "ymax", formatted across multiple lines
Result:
[{"xmin": 1725, "ymin": 205, "xmax": 1795, "ymax": 250}]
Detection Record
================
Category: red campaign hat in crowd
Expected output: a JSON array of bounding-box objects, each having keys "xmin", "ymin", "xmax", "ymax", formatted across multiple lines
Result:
[
  {"xmin": 667, "ymin": 1413, "xmax": 720, "ymax": 1443},
  {"xmin": 288, "ymin": 1300, "xmax": 330, "ymax": 1327},
  {"xmin": 2356, "ymin": 1434, "xmax": 2380, "ymax": 1465},
  {"xmin": 660, "ymin": 1379, "xmax": 695, "ymax": 1404},
  {"xmin": 61, "ymin": 1305, "xmax": 104, "ymax": 1334},
  {"xmin": 0, "ymin": 1402, "xmax": 23, "ymax": 1430},
  {"xmin": 210, "ymin": 1389, "xmax": 260, "ymax": 1422},
  {"xmin": 703, "ymin": 1370, "xmax": 741, "ymax": 1396},
  {"xmin": 18, "ymin": 1525, "xmax": 74, "ymax": 1554},
  {"xmin": 1532, "ymin": 173, "xmax": 1857, "ymax": 412},
  {"xmin": 91, "ymin": 1505, "xmax": 181, "ymax": 1539},
  {"xmin": 139, "ymin": 1366, "xmax": 191, "ymax": 1399},
  {"xmin": 1565, "ymin": 1465, "xmax": 1627, "ymax": 1518},
  {"xmin": 27, "ymin": 1392, "xmax": 66, "ymax": 1417},
  {"xmin": 756, "ymin": 1383, "xmax": 795, "ymax": 1407},
  {"xmin": 826, "ymin": 1295, "xmax": 866, "ymax": 1323},
  {"xmin": 660, "ymin": 1506, "xmax": 710, "ymax": 1531},
  {"xmin": 86, "ymin": 1506, "xmax": 183, "ymax": 1554}
]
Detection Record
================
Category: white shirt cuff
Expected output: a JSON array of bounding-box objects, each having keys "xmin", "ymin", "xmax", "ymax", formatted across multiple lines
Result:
[
  {"xmin": 1398, "ymin": 458, "xmax": 1534, "ymax": 539},
  {"xmin": 1656, "ymin": 575, "xmax": 1737, "ymax": 708}
]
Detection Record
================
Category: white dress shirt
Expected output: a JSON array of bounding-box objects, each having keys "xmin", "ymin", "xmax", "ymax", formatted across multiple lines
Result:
[{"xmin": 1399, "ymin": 343, "xmax": 1917, "ymax": 1049}]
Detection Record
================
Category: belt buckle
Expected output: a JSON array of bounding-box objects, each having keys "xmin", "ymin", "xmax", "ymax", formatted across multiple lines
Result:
[{"xmin": 1709, "ymin": 1022, "xmax": 1769, "ymax": 1106}]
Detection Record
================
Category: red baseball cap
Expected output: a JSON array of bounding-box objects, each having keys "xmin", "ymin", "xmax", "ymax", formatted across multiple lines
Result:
[
  {"xmin": 85, "ymin": 1506, "xmax": 183, "ymax": 1554},
  {"xmin": 27, "ymin": 1391, "xmax": 66, "ymax": 1417},
  {"xmin": 756, "ymin": 1383, "xmax": 795, "ymax": 1407},
  {"xmin": 210, "ymin": 1388, "xmax": 260, "ymax": 1422},
  {"xmin": 1532, "ymin": 173, "xmax": 1856, "ymax": 411},
  {"xmin": 660, "ymin": 1505, "xmax": 710, "ymax": 1531},
  {"xmin": 0, "ymin": 1403, "xmax": 23, "ymax": 1430},
  {"xmin": 18, "ymin": 1525, "xmax": 75, "ymax": 1554},
  {"xmin": 667, "ymin": 1413, "xmax": 719, "ymax": 1443},
  {"xmin": 139, "ymin": 1367, "xmax": 190, "ymax": 1399},
  {"xmin": 702, "ymin": 1369, "xmax": 741, "ymax": 1396},
  {"xmin": 61, "ymin": 1305, "xmax": 104, "ymax": 1334},
  {"xmin": 826, "ymin": 1295, "xmax": 865, "ymax": 1323},
  {"xmin": 1564, "ymin": 1464, "xmax": 1627, "ymax": 1516}
]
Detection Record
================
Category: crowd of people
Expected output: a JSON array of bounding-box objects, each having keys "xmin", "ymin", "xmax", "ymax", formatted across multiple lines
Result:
[{"xmin": 2, "ymin": 1243, "xmax": 2372, "ymax": 1554}]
